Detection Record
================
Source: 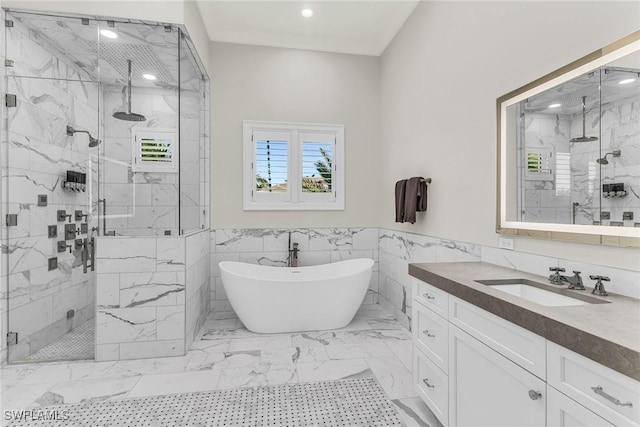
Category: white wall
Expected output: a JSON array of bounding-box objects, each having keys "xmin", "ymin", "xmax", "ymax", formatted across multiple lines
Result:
[
  {"xmin": 210, "ymin": 41, "xmax": 381, "ymax": 228},
  {"xmin": 380, "ymin": 1, "xmax": 640, "ymax": 271}
]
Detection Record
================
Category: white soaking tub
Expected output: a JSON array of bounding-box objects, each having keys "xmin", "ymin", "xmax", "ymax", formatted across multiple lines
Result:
[{"xmin": 219, "ymin": 258, "xmax": 374, "ymax": 333}]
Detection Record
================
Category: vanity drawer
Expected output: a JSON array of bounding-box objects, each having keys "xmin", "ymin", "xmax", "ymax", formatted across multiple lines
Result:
[
  {"xmin": 547, "ymin": 341, "xmax": 640, "ymax": 426},
  {"xmin": 448, "ymin": 295, "xmax": 546, "ymax": 380},
  {"xmin": 413, "ymin": 279, "xmax": 448, "ymax": 318},
  {"xmin": 413, "ymin": 301, "xmax": 448, "ymax": 372},
  {"xmin": 414, "ymin": 346, "xmax": 448, "ymax": 426}
]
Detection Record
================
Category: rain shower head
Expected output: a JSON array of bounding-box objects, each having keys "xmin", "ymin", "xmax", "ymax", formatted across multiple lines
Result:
[
  {"xmin": 67, "ymin": 125, "xmax": 100, "ymax": 147},
  {"xmin": 596, "ymin": 149, "xmax": 621, "ymax": 165},
  {"xmin": 570, "ymin": 96, "xmax": 598, "ymax": 143},
  {"xmin": 113, "ymin": 59, "xmax": 146, "ymax": 122}
]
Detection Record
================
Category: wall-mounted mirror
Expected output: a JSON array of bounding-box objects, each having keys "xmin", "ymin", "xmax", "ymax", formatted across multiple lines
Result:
[{"xmin": 497, "ymin": 31, "xmax": 640, "ymax": 247}]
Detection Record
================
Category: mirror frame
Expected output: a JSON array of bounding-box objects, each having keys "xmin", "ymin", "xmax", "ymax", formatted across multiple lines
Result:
[{"xmin": 496, "ymin": 30, "xmax": 640, "ymax": 248}]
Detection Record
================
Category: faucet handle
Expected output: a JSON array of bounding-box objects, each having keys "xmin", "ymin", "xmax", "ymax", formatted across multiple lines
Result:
[
  {"xmin": 573, "ymin": 270, "xmax": 581, "ymax": 275},
  {"xmin": 549, "ymin": 267, "xmax": 566, "ymax": 273},
  {"xmin": 589, "ymin": 275, "xmax": 610, "ymax": 296}
]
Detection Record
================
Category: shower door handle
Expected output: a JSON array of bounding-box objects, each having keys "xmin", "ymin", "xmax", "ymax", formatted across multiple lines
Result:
[
  {"xmin": 82, "ymin": 237, "xmax": 89, "ymax": 273},
  {"xmin": 82, "ymin": 237, "xmax": 95, "ymax": 273}
]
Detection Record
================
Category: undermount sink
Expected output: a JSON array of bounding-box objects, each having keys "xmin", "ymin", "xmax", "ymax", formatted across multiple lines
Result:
[{"xmin": 475, "ymin": 279, "xmax": 609, "ymax": 307}]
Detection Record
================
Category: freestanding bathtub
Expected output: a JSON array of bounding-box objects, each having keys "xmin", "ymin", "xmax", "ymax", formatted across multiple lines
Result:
[{"xmin": 219, "ymin": 258, "xmax": 374, "ymax": 333}]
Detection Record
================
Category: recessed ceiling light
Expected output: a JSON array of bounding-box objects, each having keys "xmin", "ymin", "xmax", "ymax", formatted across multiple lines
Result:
[
  {"xmin": 142, "ymin": 74, "xmax": 157, "ymax": 81},
  {"xmin": 619, "ymin": 78, "xmax": 635, "ymax": 85},
  {"xmin": 100, "ymin": 29, "xmax": 118, "ymax": 39},
  {"xmin": 548, "ymin": 103, "xmax": 561, "ymax": 108},
  {"xmin": 301, "ymin": 9, "xmax": 313, "ymax": 18}
]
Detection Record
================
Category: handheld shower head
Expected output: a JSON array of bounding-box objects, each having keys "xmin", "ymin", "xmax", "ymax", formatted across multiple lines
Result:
[
  {"xmin": 67, "ymin": 125, "xmax": 101, "ymax": 147},
  {"xmin": 596, "ymin": 149, "xmax": 621, "ymax": 165}
]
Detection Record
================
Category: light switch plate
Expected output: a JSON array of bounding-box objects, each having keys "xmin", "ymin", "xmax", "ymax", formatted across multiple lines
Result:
[{"xmin": 499, "ymin": 237, "xmax": 515, "ymax": 250}]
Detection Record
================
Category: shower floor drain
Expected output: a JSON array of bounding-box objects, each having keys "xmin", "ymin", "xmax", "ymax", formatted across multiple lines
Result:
[
  {"xmin": 6, "ymin": 378, "xmax": 403, "ymax": 427},
  {"xmin": 24, "ymin": 320, "xmax": 94, "ymax": 362}
]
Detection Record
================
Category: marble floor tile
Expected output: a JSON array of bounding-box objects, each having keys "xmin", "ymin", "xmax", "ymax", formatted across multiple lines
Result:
[
  {"xmin": 0, "ymin": 364, "xmax": 41, "ymax": 389},
  {"xmin": 189, "ymin": 338, "xmax": 230, "ymax": 353},
  {"xmin": 217, "ymin": 364, "xmax": 297, "ymax": 389},
  {"xmin": 126, "ymin": 370, "xmax": 221, "ymax": 398},
  {"xmin": 296, "ymin": 359, "xmax": 371, "ymax": 382},
  {"xmin": 392, "ymin": 397, "xmax": 444, "ymax": 427},
  {"xmin": 30, "ymin": 376, "xmax": 141, "ymax": 406},
  {"xmin": 103, "ymin": 354, "xmax": 193, "ymax": 378},
  {"xmin": 387, "ymin": 339, "xmax": 413, "ymax": 371},
  {"xmin": 17, "ymin": 360, "xmax": 117, "ymax": 385},
  {"xmin": 2, "ymin": 383, "xmax": 52, "ymax": 411},
  {"xmin": 227, "ymin": 335, "xmax": 293, "ymax": 352},
  {"xmin": 366, "ymin": 356, "xmax": 416, "ymax": 399},
  {"xmin": 325, "ymin": 342, "xmax": 395, "ymax": 360}
]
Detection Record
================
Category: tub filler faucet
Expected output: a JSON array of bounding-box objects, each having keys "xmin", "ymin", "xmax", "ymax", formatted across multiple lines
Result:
[{"xmin": 287, "ymin": 232, "xmax": 299, "ymax": 267}]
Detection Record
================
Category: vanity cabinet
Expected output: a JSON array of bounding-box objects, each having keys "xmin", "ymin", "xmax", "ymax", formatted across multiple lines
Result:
[
  {"xmin": 411, "ymin": 278, "xmax": 640, "ymax": 427},
  {"xmin": 449, "ymin": 325, "xmax": 545, "ymax": 426}
]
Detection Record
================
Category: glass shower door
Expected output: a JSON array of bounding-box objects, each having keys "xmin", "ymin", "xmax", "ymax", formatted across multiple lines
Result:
[{"xmin": 3, "ymin": 12, "xmax": 100, "ymax": 362}]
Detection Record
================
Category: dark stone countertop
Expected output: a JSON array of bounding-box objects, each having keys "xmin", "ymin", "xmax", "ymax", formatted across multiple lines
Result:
[{"xmin": 408, "ymin": 262, "xmax": 640, "ymax": 381}]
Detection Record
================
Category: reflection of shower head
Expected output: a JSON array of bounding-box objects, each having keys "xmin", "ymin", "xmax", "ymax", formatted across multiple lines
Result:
[
  {"xmin": 596, "ymin": 149, "xmax": 621, "ymax": 165},
  {"xmin": 570, "ymin": 96, "xmax": 598, "ymax": 143},
  {"xmin": 67, "ymin": 125, "xmax": 100, "ymax": 147}
]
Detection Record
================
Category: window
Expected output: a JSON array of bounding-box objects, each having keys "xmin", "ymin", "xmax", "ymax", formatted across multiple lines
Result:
[
  {"xmin": 132, "ymin": 128, "xmax": 177, "ymax": 173},
  {"xmin": 243, "ymin": 121, "xmax": 344, "ymax": 210}
]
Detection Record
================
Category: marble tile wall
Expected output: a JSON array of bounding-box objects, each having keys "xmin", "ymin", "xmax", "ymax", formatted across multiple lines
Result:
[
  {"xmin": 1, "ymin": 14, "xmax": 99, "ymax": 363},
  {"xmin": 210, "ymin": 228, "xmax": 380, "ymax": 320},
  {"xmin": 209, "ymin": 228, "xmax": 640, "ymax": 332},
  {"xmin": 95, "ymin": 230, "xmax": 211, "ymax": 361},
  {"xmin": 378, "ymin": 228, "xmax": 640, "ymax": 329},
  {"xmin": 185, "ymin": 230, "xmax": 211, "ymax": 349},
  {"xmin": 95, "ymin": 236, "xmax": 187, "ymax": 361}
]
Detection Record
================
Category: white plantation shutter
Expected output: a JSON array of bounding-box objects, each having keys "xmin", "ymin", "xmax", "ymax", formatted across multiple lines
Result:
[{"xmin": 132, "ymin": 129, "xmax": 177, "ymax": 173}]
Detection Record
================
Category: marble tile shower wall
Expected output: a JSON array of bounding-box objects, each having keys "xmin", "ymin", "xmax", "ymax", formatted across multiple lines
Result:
[
  {"xmin": 210, "ymin": 228, "xmax": 380, "ymax": 320},
  {"xmin": 1, "ymin": 15, "xmax": 99, "ymax": 363},
  {"xmin": 185, "ymin": 230, "xmax": 211, "ymax": 349},
  {"xmin": 102, "ymin": 86, "xmax": 179, "ymax": 236},
  {"xmin": 378, "ymin": 228, "xmax": 640, "ymax": 329}
]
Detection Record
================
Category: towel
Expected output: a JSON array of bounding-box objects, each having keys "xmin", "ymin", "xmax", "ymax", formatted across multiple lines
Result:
[
  {"xmin": 417, "ymin": 179, "xmax": 428, "ymax": 212},
  {"xmin": 395, "ymin": 179, "xmax": 407, "ymax": 223},
  {"xmin": 403, "ymin": 177, "xmax": 427, "ymax": 224}
]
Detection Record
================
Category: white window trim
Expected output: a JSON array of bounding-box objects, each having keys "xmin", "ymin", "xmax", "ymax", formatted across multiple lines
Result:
[
  {"xmin": 131, "ymin": 127, "xmax": 178, "ymax": 173},
  {"xmin": 243, "ymin": 120, "xmax": 345, "ymax": 211}
]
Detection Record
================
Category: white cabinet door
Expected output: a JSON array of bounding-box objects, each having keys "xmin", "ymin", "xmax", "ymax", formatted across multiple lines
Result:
[
  {"xmin": 449, "ymin": 325, "xmax": 546, "ymax": 427},
  {"xmin": 547, "ymin": 385, "xmax": 614, "ymax": 427}
]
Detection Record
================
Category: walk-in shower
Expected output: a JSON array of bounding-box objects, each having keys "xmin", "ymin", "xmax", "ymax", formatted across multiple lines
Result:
[{"xmin": 1, "ymin": 8, "xmax": 211, "ymax": 364}]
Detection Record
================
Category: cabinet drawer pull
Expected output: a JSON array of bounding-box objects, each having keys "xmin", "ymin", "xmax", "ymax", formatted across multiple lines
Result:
[
  {"xmin": 591, "ymin": 386, "xmax": 633, "ymax": 407},
  {"xmin": 422, "ymin": 379, "xmax": 435, "ymax": 388},
  {"xmin": 422, "ymin": 293, "xmax": 435, "ymax": 300},
  {"xmin": 422, "ymin": 330, "xmax": 435, "ymax": 338},
  {"xmin": 528, "ymin": 390, "xmax": 542, "ymax": 400}
]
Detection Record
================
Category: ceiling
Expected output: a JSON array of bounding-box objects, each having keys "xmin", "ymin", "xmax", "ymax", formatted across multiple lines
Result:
[{"xmin": 195, "ymin": 0, "xmax": 420, "ymax": 56}]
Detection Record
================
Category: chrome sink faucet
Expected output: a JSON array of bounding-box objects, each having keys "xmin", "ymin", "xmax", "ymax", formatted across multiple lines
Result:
[
  {"xmin": 565, "ymin": 271, "xmax": 585, "ymax": 290},
  {"xmin": 548, "ymin": 267, "xmax": 585, "ymax": 290},
  {"xmin": 548, "ymin": 267, "xmax": 566, "ymax": 285}
]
